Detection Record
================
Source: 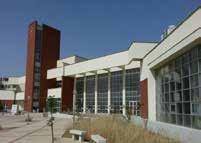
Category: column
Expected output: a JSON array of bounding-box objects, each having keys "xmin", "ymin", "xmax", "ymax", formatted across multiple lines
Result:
[
  {"xmin": 83, "ymin": 75, "xmax": 86, "ymax": 113},
  {"xmin": 122, "ymin": 67, "xmax": 126, "ymax": 116},
  {"xmin": 73, "ymin": 77, "xmax": 77, "ymax": 113},
  {"xmin": 108, "ymin": 71, "xmax": 111, "ymax": 114},
  {"xmin": 62, "ymin": 62, "xmax": 65, "ymax": 76},
  {"xmin": 95, "ymin": 73, "xmax": 98, "ymax": 114}
]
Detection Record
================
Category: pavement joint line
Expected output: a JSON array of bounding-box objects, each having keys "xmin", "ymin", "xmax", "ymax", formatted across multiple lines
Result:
[{"xmin": 8, "ymin": 124, "xmax": 48, "ymax": 143}]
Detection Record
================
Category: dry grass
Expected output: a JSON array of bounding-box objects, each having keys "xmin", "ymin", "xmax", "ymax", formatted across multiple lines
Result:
[{"xmin": 72, "ymin": 116, "xmax": 179, "ymax": 143}]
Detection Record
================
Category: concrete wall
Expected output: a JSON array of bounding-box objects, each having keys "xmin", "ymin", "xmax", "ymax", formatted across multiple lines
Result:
[
  {"xmin": 16, "ymin": 92, "xmax": 25, "ymax": 100},
  {"xmin": 57, "ymin": 55, "xmax": 88, "ymax": 67},
  {"xmin": 47, "ymin": 42, "xmax": 156, "ymax": 80},
  {"xmin": 0, "ymin": 90, "xmax": 15, "ymax": 100},
  {"xmin": 131, "ymin": 116, "xmax": 201, "ymax": 143},
  {"xmin": 47, "ymin": 88, "xmax": 61, "ymax": 98},
  {"xmin": 47, "ymin": 67, "xmax": 63, "ymax": 79},
  {"xmin": 128, "ymin": 42, "xmax": 157, "ymax": 61},
  {"xmin": 0, "ymin": 90, "xmax": 15, "ymax": 109}
]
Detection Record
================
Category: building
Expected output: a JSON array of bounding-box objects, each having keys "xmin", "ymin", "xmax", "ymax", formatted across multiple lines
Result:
[
  {"xmin": 0, "ymin": 6, "xmax": 201, "ymax": 133},
  {"xmin": 47, "ymin": 7, "xmax": 201, "ymax": 130},
  {"xmin": 0, "ymin": 76, "xmax": 25, "ymax": 110},
  {"xmin": 24, "ymin": 21, "xmax": 60, "ymax": 112},
  {"xmin": 47, "ymin": 43, "xmax": 155, "ymax": 115}
]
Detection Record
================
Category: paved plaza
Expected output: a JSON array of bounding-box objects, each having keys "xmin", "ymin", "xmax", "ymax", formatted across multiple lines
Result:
[{"xmin": 0, "ymin": 113, "xmax": 80, "ymax": 143}]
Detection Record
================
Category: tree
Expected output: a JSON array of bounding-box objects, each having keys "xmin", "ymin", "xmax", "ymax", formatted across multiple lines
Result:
[
  {"xmin": 47, "ymin": 96, "xmax": 57, "ymax": 143},
  {"xmin": 47, "ymin": 96, "xmax": 57, "ymax": 116},
  {"xmin": 0, "ymin": 102, "xmax": 3, "ymax": 112}
]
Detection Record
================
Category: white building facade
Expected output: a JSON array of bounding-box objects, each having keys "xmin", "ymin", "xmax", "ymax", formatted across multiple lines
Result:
[{"xmin": 0, "ymin": 76, "xmax": 25, "ymax": 110}]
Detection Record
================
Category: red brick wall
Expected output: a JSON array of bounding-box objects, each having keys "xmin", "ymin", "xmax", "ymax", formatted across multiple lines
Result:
[
  {"xmin": 24, "ymin": 21, "xmax": 37, "ymax": 112},
  {"xmin": 25, "ymin": 22, "xmax": 60, "ymax": 112},
  {"xmin": 0, "ymin": 100, "xmax": 14, "ymax": 109},
  {"xmin": 140, "ymin": 79, "xmax": 148, "ymax": 119},
  {"xmin": 61, "ymin": 77, "xmax": 74, "ymax": 112},
  {"xmin": 39, "ymin": 25, "xmax": 60, "ymax": 111}
]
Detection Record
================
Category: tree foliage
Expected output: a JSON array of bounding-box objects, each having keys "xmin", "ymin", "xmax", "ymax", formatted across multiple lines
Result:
[
  {"xmin": 0, "ymin": 102, "xmax": 3, "ymax": 112},
  {"xmin": 47, "ymin": 96, "xmax": 57, "ymax": 114}
]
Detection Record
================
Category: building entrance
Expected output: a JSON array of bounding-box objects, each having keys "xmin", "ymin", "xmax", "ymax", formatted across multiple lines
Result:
[{"xmin": 128, "ymin": 101, "xmax": 140, "ymax": 116}]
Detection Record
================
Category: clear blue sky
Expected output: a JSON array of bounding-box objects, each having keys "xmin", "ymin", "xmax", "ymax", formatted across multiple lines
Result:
[{"xmin": 0, "ymin": 0, "xmax": 200, "ymax": 76}]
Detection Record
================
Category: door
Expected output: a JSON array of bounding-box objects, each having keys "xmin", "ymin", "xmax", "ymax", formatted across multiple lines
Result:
[{"xmin": 129, "ymin": 101, "xmax": 140, "ymax": 116}]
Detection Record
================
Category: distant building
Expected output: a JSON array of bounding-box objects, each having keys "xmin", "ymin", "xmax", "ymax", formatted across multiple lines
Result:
[{"xmin": 0, "ymin": 76, "xmax": 25, "ymax": 110}]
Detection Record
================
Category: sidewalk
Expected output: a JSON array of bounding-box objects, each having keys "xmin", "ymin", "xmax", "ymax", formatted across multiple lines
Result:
[{"xmin": 0, "ymin": 113, "xmax": 74, "ymax": 143}]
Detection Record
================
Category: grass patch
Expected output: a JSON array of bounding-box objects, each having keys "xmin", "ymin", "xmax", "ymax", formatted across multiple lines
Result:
[{"xmin": 64, "ymin": 115, "xmax": 180, "ymax": 143}]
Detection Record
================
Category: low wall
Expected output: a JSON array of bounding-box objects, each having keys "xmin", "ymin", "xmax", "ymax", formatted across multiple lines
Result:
[{"xmin": 131, "ymin": 116, "xmax": 201, "ymax": 143}]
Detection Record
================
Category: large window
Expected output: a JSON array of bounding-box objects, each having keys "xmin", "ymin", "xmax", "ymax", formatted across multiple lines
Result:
[
  {"xmin": 111, "ymin": 71, "xmax": 123, "ymax": 113},
  {"xmin": 75, "ymin": 68, "xmax": 141, "ymax": 114},
  {"xmin": 86, "ymin": 76, "xmax": 95, "ymax": 113},
  {"xmin": 97, "ymin": 74, "xmax": 108, "ymax": 113},
  {"xmin": 126, "ymin": 68, "xmax": 140, "ymax": 116},
  {"xmin": 156, "ymin": 45, "xmax": 201, "ymax": 129},
  {"xmin": 75, "ymin": 78, "xmax": 84, "ymax": 112}
]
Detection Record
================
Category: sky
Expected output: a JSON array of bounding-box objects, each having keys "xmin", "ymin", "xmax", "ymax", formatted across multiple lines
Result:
[{"xmin": 0, "ymin": 0, "xmax": 200, "ymax": 76}]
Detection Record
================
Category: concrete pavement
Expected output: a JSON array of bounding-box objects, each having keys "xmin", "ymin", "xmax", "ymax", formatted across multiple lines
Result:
[{"xmin": 0, "ymin": 113, "xmax": 78, "ymax": 143}]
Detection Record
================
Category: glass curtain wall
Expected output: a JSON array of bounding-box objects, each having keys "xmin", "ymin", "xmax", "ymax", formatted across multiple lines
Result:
[
  {"xmin": 75, "ymin": 68, "xmax": 141, "ymax": 114},
  {"xmin": 86, "ymin": 76, "xmax": 95, "ymax": 113},
  {"xmin": 75, "ymin": 78, "xmax": 84, "ymax": 112},
  {"xmin": 156, "ymin": 45, "xmax": 201, "ymax": 129},
  {"xmin": 111, "ymin": 71, "xmax": 123, "ymax": 113},
  {"xmin": 126, "ymin": 68, "xmax": 141, "ymax": 116},
  {"xmin": 97, "ymin": 74, "xmax": 108, "ymax": 113}
]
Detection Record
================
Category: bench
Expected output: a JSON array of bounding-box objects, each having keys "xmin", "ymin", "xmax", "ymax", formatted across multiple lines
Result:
[
  {"xmin": 91, "ymin": 134, "xmax": 106, "ymax": 143},
  {"xmin": 69, "ymin": 129, "xmax": 86, "ymax": 142}
]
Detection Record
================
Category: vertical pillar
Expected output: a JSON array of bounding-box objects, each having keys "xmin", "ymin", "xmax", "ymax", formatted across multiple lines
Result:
[
  {"xmin": 83, "ymin": 75, "xmax": 86, "ymax": 113},
  {"xmin": 73, "ymin": 77, "xmax": 77, "ymax": 113},
  {"xmin": 108, "ymin": 71, "xmax": 111, "ymax": 114},
  {"xmin": 62, "ymin": 62, "xmax": 65, "ymax": 76},
  {"xmin": 122, "ymin": 67, "xmax": 126, "ymax": 116},
  {"xmin": 95, "ymin": 73, "xmax": 98, "ymax": 114}
]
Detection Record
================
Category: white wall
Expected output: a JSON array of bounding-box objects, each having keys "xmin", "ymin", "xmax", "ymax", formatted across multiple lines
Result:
[
  {"xmin": 48, "ymin": 88, "xmax": 61, "ymax": 98},
  {"xmin": 17, "ymin": 76, "xmax": 25, "ymax": 84},
  {"xmin": 0, "ymin": 90, "xmax": 15, "ymax": 100},
  {"xmin": 16, "ymin": 92, "xmax": 24, "ymax": 100},
  {"xmin": 131, "ymin": 116, "xmax": 201, "ymax": 143},
  {"xmin": 47, "ymin": 67, "xmax": 63, "ymax": 79},
  {"xmin": 57, "ymin": 55, "xmax": 88, "ymax": 67},
  {"xmin": 128, "ymin": 42, "xmax": 157, "ymax": 61},
  {"xmin": 47, "ymin": 42, "xmax": 157, "ymax": 80},
  {"xmin": 64, "ymin": 51, "xmax": 129, "ymax": 76}
]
